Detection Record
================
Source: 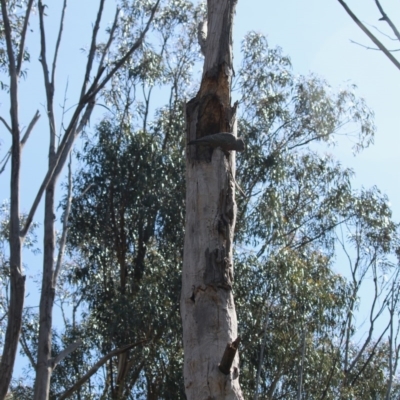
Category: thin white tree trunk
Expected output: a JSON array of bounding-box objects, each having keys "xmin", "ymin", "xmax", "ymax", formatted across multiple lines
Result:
[{"xmin": 181, "ymin": 0, "xmax": 243, "ymax": 398}]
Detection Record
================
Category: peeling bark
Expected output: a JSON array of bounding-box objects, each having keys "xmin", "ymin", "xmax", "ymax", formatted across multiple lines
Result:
[{"xmin": 181, "ymin": 0, "xmax": 243, "ymax": 398}]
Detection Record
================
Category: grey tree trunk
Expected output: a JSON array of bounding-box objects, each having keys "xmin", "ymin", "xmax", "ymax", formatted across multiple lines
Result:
[
  {"xmin": 33, "ymin": 181, "xmax": 56, "ymax": 399},
  {"xmin": 0, "ymin": 1, "xmax": 28, "ymax": 397},
  {"xmin": 0, "ymin": 98, "xmax": 25, "ymax": 400},
  {"xmin": 181, "ymin": 0, "xmax": 244, "ymax": 399}
]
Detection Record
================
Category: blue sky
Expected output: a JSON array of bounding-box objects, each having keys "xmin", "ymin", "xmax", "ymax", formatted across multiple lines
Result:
[
  {"xmin": 1, "ymin": 0, "xmax": 400, "ymax": 382},
  {"xmin": 234, "ymin": 0, "xmax": 400, "ymax": 220},
  {"xmin": 3, "ymin": 0, "xmax": 399, "ymax": 219}
]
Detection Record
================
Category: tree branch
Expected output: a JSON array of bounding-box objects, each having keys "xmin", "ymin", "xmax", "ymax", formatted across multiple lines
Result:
[
  {"xmin": 53, "ymin": 153, "xmax": 72, "ymax": 285},
  {"xmin": 337, "ymin": 0, "xmax": 400, "ymax": 71},
  {"xmin": 347, "ymin": 270, "xmax": 388, "ymax": 375},
  {"xmin": 21, "ymin": 110, "xmax": 41, "ymax": 148},
  {"xmin": 0, "ymin": 116, "xmax": 12, "ymax": 134},
  {"xmin": 20, "ymin": 328, "xmax": 37, "ymax": 370},
  {"xmin": 51, "ymin": 0, "xmax": 67, "ymax": 86},
  {"xmin": 80, "ymin": 0, "xmax": 106, "ymax": 98},
  {"xmin": 20, "ymin": 0, "xmax": 160, "ymax": 239},
  {"xmin": 88, "ymin": 0, "xmax": 161, "ymax": 101},
  {"xmin": 16, "ymin": 0, "xmax": 35, "ymax": 75},
  {"xmin": 375, "ymin": 0, "xmax": 400, "ymax": 42},
  {"xmin": 0, "ymin": 3, "xmax": 14, "ymax": 71},
  {"xmin": 38, "ymin": 1, "xmax": 51, "ymax": 94},
  {"xmin": 57, "ymin": 341, "xmax": 145, "ymax": 400},
  {"xmin": 19, "ymin": 92, "xmax": 88, "ymax": 239},
  {"xmin": 350, "ymin": 320, "xmax": 390, "ymax": 386},
  {"xmin": 38, "ymin": 0, "xmax": 57, "ymax": 147},
  {"xmin": 350, "ymin": 39, "xmax": 400, "ymax": 52},
  {"xmin": 97, "ymin": 7, "xmax": 120, "ymax": 72},
  {"xmin": 218, "ymin": 337, "xmax": 241, "ymax": 375},
  {"xmin": 0, "ymin": 111, "xmax": 39, "ymax": 175}
]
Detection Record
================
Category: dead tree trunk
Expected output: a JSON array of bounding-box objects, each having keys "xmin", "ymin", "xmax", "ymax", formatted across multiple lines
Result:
[{"xmin": 180, "ymin": 0, "xmax": 244, "ymax": 399}]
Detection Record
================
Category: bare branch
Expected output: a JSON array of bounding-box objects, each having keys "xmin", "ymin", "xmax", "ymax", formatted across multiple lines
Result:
[
  {"xmin": 16, "ymin": 0, "xmax": 35, "ymax": 75},
  {"xmin": 385, "ymin": 282, "xmax": 396, "ymax": 400},
  {"xmin": 368, "ymin": 23, "xmax": 397, "ymax": 41},
  {"xmin": 58, "ymin": 79, "xmax": 70, "ymax": 145},
  {"xmin": 38, "ymin": 0, "xmax": 57, "ymax": 145},
  {"xmin": 375, "ymin": 0, "xmax": 400, "ymax": 42},
  {"xmin": 0, "ymin": 110, "xmax": 40, "ymax": 174},
  {"xmin": 21, "ymin": 110, "xmax": 41, "ymax": 148},
  {"xmin": 57, "ymin": 341, "xmax": 146, "ymax": 400},
  {"xmin": 0, "ymin": 150, "xmax": 11, "ymax": 175},
  {"xmin": 51, "ymin": 339, "xmax": 83, "ymax": 369},
  {"xmin": 20, "ymin": 0, "xmax": 160, "ymax": 239},
  {"xmin": 20, "ymin": 100, "xmax": 85, "ymax": 239},
  {"xmin": 88, "ymin": 0, "xmax": 161, "ymax": 101},
  {"xmin": 350, "ymin": 320, "xmax": 390, "ymax": 386},
  {"xmin": 337, "ymin": 0, "xmax": 400, "ymax": 71},
  {"xmin": 51, "ymin": 0, "xmax": 67, "ymax": 86},
  {"xmin": 297, "ymin": 327, "xmax": 306, "ymax": 400},
  {"xmin": 350, "ymin": 39, "xmax": 400, "ymax": 52},
  {"xmin": 53, "ymin": 154, "xmax": 72, "ymax": 285},
  {"xmin": 0, "ymin": 7, "xmax": 23, "ymax": 386},
  {"xmin": 347, "ymin": 272, "xmax": 389, "ymax": 375},
  {"xmin": 80, "ymin": 0, "xmax": 106, "ymax": 98},
  {"xmin": 0, "ymin": 116, "xmax": 12, "ymax": 134},
  {"xmin": 76, "ymin": 99, "xmax": 95, "ymax": 133},
  {"xmin": 97, "ymin": 7, "xmax": 120, "ymax": 72},
  {"xmin": 38, "ymin": 1, "xmax": 51, "ymax": 93}
]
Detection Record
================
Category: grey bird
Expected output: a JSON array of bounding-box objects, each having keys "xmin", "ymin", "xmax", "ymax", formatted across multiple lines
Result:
[{"xmin": 187, "ymin": 132, "xmax": 245, "ymax": 152}]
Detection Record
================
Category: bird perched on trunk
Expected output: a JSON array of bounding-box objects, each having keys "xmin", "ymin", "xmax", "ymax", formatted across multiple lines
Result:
[{"xmin": 187, "ymin": 132, "xmax": 245, "ymax": 152}]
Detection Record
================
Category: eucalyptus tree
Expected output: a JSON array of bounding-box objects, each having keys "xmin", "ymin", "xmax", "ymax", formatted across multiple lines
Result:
[
  {"xmin": 234, "ymin": 186, "xmax": 400, "ymax": 399},
  {"xmin": 232, "ymin": 32, "xmax": 400, "ymax": 399},
  {"xmin": 61, "ymin": 120, "xmax": 186, "ymax": 399}
]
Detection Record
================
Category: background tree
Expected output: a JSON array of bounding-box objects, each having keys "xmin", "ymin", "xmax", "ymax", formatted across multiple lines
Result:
[
  {"xmin": 0, "ymin": 0, "xmax": 160, "ymax": 398},
  {"xmin": 231, "ymin": 32, "xmax": 400, "ymax": 399}
]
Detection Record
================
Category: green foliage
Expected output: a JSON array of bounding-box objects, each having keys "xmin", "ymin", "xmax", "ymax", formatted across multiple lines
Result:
[
  {"xmin": 232, "ymin": 33, "xmax": 399, "ymax": 399},
  {"xmin": 60, "ymin": 117, "xmax": 185, "ymax": 397}
]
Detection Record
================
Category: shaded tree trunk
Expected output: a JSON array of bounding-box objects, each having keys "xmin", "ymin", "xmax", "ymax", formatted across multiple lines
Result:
[{"xmin": 180, "ymin": 0, "xmax": 243, "ymax": 398}]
